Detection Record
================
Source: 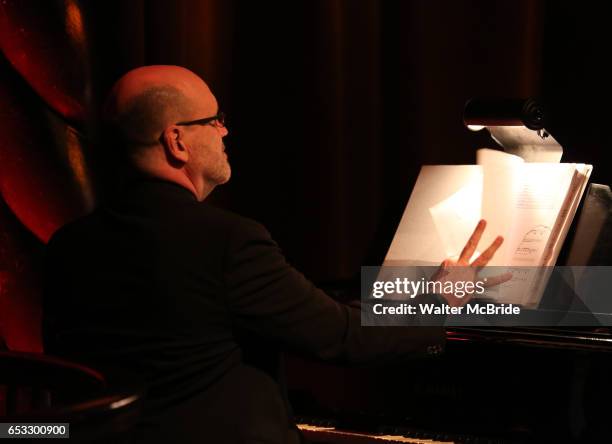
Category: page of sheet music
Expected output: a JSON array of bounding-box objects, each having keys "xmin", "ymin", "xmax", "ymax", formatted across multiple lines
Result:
[{"xmin": 384, "ymin": 165, "xmax": 482, "ymax": 266}]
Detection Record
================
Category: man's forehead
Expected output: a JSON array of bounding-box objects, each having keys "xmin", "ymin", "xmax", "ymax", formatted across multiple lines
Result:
[
  {"xmin": 189, "ymin": 89, "xmax": 218, "ymax": 115},
  {"xmin": 174, "ymin": 76, "xmax": 217, "ymax": 113}
]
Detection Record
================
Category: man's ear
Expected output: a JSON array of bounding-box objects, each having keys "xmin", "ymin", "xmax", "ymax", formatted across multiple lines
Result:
[{"xmin": 160, "ymin": 126, "xmax": 189, "ymax": 164}]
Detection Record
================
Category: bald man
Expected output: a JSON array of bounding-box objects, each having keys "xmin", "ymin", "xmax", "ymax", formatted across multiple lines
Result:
[
  {"xmin": 102, "ymin": 65, "xmax": 230, "ymax": 198},
  {"xmin": 42, "ymin": 66, "xmax": 499, "ymax": 444}
]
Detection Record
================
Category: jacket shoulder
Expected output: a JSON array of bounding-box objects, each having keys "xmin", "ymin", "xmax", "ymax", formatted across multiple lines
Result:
[{"xmin": 193, "ymin": 204, "xmax": 270, "ymax": 239}]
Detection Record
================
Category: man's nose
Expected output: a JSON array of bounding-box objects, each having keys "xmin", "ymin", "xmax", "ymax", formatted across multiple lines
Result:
[{"xmin": 220, "ymin": 125, "xmax": 229, "ymax": 137}]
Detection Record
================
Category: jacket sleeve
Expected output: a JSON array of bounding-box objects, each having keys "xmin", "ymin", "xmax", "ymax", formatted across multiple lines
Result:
[{"xmin": 223, "ymin": 218, "xmax": 445, "ymax": 364}]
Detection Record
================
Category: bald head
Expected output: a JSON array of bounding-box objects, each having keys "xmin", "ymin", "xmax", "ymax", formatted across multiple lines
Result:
[
  {"xmin": 104, "ymin": 65, "xmax": 217, "ymax": 151},
  {"xmin": 102, "ymin": 65, "xmax": 230, "ymax": 201}
]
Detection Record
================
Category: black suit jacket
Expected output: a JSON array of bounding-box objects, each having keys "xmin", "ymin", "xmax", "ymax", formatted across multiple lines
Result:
[{"xmin": 43, "ymin": 179, "xmax": 445, "ymax": 443}]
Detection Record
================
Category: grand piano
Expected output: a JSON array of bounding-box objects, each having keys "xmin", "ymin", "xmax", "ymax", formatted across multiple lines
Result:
[
  {"xmin": 286, "ymin": 100, "xmax": 612, "ymax": 444},
  {"xmin": 287, "ymin": 325, "xmax": 612, "ymax": 443}
]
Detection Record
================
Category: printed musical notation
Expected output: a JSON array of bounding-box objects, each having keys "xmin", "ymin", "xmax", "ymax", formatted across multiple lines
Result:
[{"xmin": 512, "ymin": 225, "xmax": 550, "ymax": 262}]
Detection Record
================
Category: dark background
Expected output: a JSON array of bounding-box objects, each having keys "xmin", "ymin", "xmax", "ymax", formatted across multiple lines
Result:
[{"xmin": 0, "ymin": 0, "xmax": 610, "ymax": 351}]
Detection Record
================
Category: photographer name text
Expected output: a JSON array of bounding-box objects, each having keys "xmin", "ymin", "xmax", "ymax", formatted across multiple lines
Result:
[{"xmin": 372, "ymin": 303, "xmax": 521, "ymax": 316}]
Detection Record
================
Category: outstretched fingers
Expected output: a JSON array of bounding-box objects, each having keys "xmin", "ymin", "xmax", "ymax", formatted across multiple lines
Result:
[
  {"xmin": 458, "ymin": 219, "xmax": 486, "ymax": 264},
  {"xmin": 470, "ymin": 235, "xmax": 504, "ymax": 268}
]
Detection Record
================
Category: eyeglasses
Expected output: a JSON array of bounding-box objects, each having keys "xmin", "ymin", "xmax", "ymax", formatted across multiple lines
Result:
[{"xmin": 176, "ymin": 111, "xmax": 226, "ymax": 128}]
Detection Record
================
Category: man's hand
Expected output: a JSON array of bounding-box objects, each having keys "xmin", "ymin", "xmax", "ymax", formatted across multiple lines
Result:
[{"xmin": 432, "ymin": 219, "xmax": 512, "ymax": 307}]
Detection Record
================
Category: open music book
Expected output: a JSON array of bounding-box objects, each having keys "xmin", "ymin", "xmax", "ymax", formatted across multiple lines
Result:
[{"xmin": 384, "ymin": 148, "xmax": 592, "ymax": 307}]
